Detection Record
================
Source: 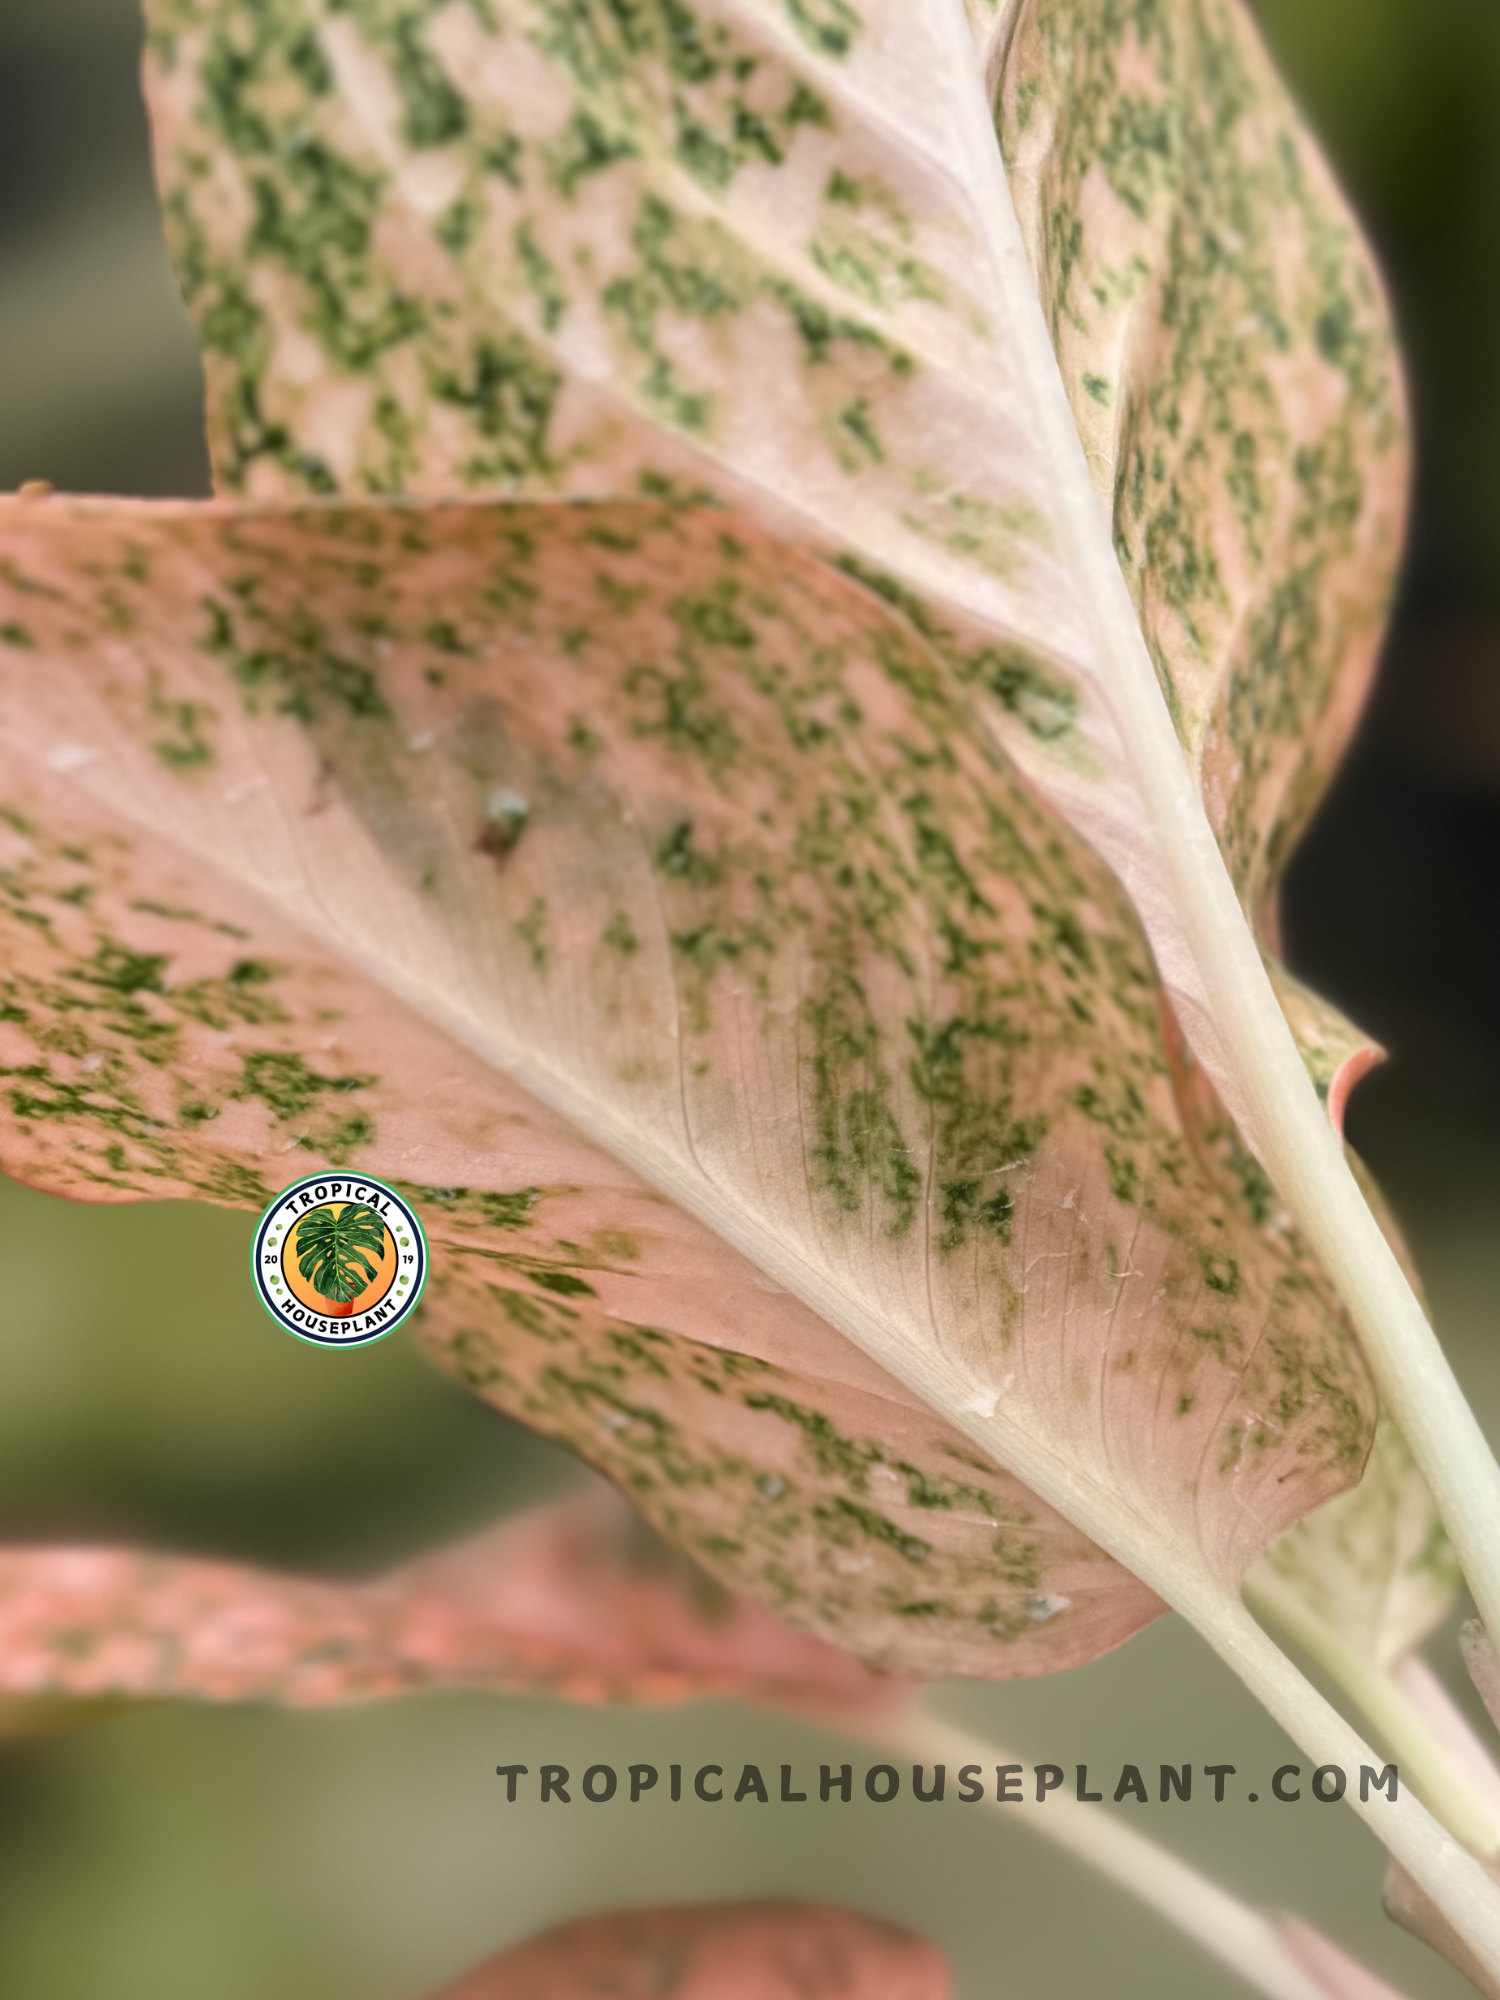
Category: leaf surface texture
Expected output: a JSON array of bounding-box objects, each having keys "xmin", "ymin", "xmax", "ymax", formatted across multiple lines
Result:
[{"xmin": 0, "ymin": 493, "xmax": 1374, "ymax": 1672}]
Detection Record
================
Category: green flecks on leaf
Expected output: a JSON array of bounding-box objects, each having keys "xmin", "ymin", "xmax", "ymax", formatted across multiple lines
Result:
[
  {"xmin": 938, "ymin": 1178, "xmax": 1016, "ymax": 1251},
  {"xmin": 767, "ymin": 278, "xmax": 913, "ymax": 379},
  {"xmin": 971, "ymin": 647, "xmax": 1079, "ymax": 742},
  {"xmin": 742, "ymin": 1390, "xmax": 881, "ymax": 1488},
  {"xmin": 530, "ymin": 1265, "xmax": 597, "ymax": 1297},
  {"xmin": 808, "ymin": 976, "xmax": 920, "ymax": 1236},
  {"xmin": 543, "ymin": 110, "xmax": 637, "ymax": 198},
  {"xmin": 818, "ymin": 1496, "xmax": 929, "ymax": 1565},
  {"xmin": 602, "ymin": 912, "xmax": 640, "ymax": 955},
  {"xmin": 74, "ymin": 942, "xmax": 168, "ymax": 998},
  {"xmin": 478, "ymin": 787, "xmax": 529, "ymax": 860},
  {"xmin": 654, "ymin": 819, "xmax": 721, "ymax": 886},
  {"xmin": 783, "ymin": 0, "xmax": 860, "ymax": 58},
  {"xmin": 908, "ymin": 1014, "xmax": 1043, "ymax": 1251},
  {"xmin": 152, "ymin": 698, "xmax": 215, "ymax": 770},
  {"xmin": 390, "ymin": 16, "xmax": 467, "ymax": 148},
  {"xmin": 1228, "ymin": 1145, "xmax": 1276, "ymax": 1227},
  {"xmin": 1106, "ymin": 1145, "xmax": 1140, "ymax": 1204},
  {"xmin": 431, "ymin": 334, "xmax": 562, "ymax": 487},
  {"xmin": 480, "ymin": 1187, "xmax": 543, "ymax": 1229},
  {"xmin": 516, "ymin": 222, "xmax": 568, "ymax": 332},
  {"xmin": 1201, "ymin": 1251, "xmax": 1242, "ymax": 1299},
  {"xmin": 626, "ymin": 654, "xmax": 739, "ymax": 772},
  {"xmin": 515, "ymin": 895, "xmax": 550, "ymax": 972},
  {"xmin": 482, "ymin": 129, "xmax": 523, "ymax": 188},
  {"xmin": 832, "ymin": 396, "xmax": 884, "ymax": 466},
  {"xmin": 203, "ymin": 593, "xmax": 389, "ymax": 724},
  {"xmin": 435, "ymin": 193, "xmax": 482, "ymax": 254},
  {"xmin": 234, "ymin": 1050, "xmax": 376, "ymax": 1123},
  {"xmin": 1073, "ymin": 1078, "xmax": 1146, "ymax": 1137}
]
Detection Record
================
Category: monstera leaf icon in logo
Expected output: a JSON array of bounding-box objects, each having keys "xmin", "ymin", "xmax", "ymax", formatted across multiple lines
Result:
[
  {"xmin": 250, "ymin": 1173, "xmax": 428, "ymax": 1346},
  {"xmin": 295, "ymin": 1202, "xmax": 388, "ymax": 1315}
]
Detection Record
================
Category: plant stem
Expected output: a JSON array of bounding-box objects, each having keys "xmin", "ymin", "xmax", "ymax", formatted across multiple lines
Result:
[
  {"xmin": 1181, "ymin": 1581, "xmax": 1500, "ymax": 1973},
  {"xmin": 1245, "ymin": 1571, "xmax": 1500, "ymax": 1857},
  {"xmin": 882, "ymin": 1705, "xmax": 1358, "ymax": 2000}
]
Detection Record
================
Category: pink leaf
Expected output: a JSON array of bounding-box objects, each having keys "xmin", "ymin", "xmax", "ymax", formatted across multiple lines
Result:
[
  {"xmin": 0, "ymin": 1488, "xmax": 908, "ymax": 1722},
  {"xmin": 0, "ymin": 492, "xmax": 1378, "ymax": 1686},
  {"xmin": 419, "ymin": 1903, "xmax": 949, "ymax": 2000}
]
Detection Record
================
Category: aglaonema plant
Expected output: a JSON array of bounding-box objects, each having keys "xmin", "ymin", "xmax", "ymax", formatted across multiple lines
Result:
[{"xmin": 2, "ymin": 0, "xmax": 1499, "ymax": 1989}]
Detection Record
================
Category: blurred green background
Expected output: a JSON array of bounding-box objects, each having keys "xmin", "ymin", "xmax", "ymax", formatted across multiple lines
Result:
[{"xmin": 2, "ymin": 0, "xmax": 1499, "ymax": 1994}]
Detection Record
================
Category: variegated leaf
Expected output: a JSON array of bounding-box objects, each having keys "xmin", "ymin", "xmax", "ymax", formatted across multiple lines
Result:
[
  {"xmin": 0, "ymin": 492, "xmax": 1375, "ymax": 1677},
  {"xmin": 140, "ymin": 0, "xmax": 1402, "ymax": 1141},
  {"xmin": 1247, "ymin": 1416, "xmax": 1460, "ymax": 1677},
  {"xmin": 997, "ymin": 0, "xmax": 1403, "ymax": 928}
]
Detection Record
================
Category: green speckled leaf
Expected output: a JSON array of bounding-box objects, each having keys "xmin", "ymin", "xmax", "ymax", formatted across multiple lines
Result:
[
  {"xmin": 141, "ymin": 0, "xmax": 1402, "ymax": 1140},
  {"xmin": 1241, "ymin": 1168, "xmax": 1464, "ymax": 1694},
  {"xmin": 0, "ymin": 493, "xmax": 1374, "ymax": 1679},
  {"xmin": 1244, "ymin": 1402, "xmax": 1500, "ymax": 1862},
  {"xmin": 999, "ymin": 0, "xmax": 1405, "ymax": 927},
  {"xmin": 1247, "ymin": 1415, "xmax": 1459, "ymax": 1676}
]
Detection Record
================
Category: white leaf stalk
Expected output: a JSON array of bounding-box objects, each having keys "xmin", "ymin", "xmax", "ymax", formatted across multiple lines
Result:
[
  {"xmin": 890, "ymin": 1706, "xmax": 1391, "ymax": 2000},
  {"xmin": 1246, "ymin": 1569, "xmax": 1500, "ymax": 1859}
]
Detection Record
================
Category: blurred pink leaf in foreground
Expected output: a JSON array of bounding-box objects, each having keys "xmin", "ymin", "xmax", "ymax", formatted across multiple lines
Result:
[
  {"xmin": 0, "ymin": 1488, "xmax": 908, "ymax": 1724},
  {"xmin": 422, "ymin": 1902, "xmax": 949, "ymax": 2000}
]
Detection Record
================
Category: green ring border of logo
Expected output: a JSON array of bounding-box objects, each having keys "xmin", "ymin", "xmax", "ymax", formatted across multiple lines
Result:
[{"xmin": 250, "ymin": 1171, "xmax": 430, "ymax": 1348}]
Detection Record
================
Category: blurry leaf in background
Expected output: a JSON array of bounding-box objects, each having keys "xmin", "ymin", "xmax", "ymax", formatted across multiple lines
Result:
[
  {"xmin": 0, "ymin": 1174, "xmax": 575, "ymax": 1570},
  {"xmin": 423, "ymin": 1902, "xmax": 951, "ymax": 2000},
  {"xmin": 1248, "ymin": 1417, "xmax": 1460, "ymax": 1678},
  {"xmin": 0, "ymin": 1487, "xmax": 906, "ymax": 1719}
]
